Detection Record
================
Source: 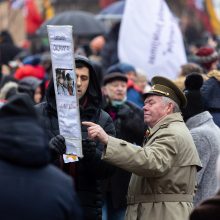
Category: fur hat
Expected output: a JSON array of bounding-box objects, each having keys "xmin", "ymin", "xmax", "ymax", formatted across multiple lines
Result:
[
  {"xmin": 195, "ymin": 47, "xmax": 219, "ymax": 71},
  {"xmin": 182, "ymin": 73, "xmax": 205, "ymax": 121}
]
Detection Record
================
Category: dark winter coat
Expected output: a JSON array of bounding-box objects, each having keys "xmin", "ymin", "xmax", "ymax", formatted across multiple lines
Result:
[
  {"xmin": 103, "ymin": 100, "xmax": 146, "ymax": 209},
  {"xmin": 100, "ymin": 22, "xmax": 120, "ymax": 70},
  {"xmin": 0, "ymin": 31, "xmax": 22, "ymax": 65},
  {"xmin": 190, "ymin": 190, "xmax": 220, "ymax": 220},
  {"xmin": 0, "ymin": 94, "xmax": 81, "ymax": 220},
  {"xmin": 201, "ymin": 75, "xmax": 220, "ymax": 127},
  {"xmin": 35, "ymin": 56, "xmax": 115, "ymax": 220}
]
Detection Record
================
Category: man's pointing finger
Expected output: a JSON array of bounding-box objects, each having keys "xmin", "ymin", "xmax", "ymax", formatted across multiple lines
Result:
[{"xmin": 82, "ymin": 121, "xmax": 97, "ymax": 127}]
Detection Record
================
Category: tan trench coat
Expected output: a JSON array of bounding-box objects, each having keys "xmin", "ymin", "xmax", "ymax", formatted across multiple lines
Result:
[{"xmin": 102, "ymin": 113, "xmax": 202, "ymax": 220}]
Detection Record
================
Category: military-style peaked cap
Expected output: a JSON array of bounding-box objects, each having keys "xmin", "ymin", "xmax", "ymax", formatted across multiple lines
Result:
[{"xmin": 143, "ymin": 76, "xmax": 187, "ymax": 108}]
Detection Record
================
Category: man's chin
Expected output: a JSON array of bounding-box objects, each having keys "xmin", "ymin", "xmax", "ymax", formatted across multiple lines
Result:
[
  {"xmin": 77, "ymin": 92, "xmax": 82, "ymax": 99},
  {"xmin": 144, "ymin": 117, "xmax": 150, "ymax": 124}
]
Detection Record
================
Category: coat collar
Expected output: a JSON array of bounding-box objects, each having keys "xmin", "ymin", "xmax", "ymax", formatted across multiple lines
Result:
[
  {"xmin": 186, "ymin": 111, "xmax": 212, "ymax": 130},
  {"xmin": 148, "ymin": 112, "xmax": 183, "ymax": 137}
]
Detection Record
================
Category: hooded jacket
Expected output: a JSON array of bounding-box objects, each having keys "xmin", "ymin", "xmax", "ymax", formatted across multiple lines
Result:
[
  {"xmin": 18, "ymin": 76, "xmax": 45, "ymax": 104},
  {"xmin": 35, "ymin": 56, "xmax": 115, "ymax": 220},
  {"xmin": 0, "ymin": 94, "xmax": 81, "ymax": 220}
]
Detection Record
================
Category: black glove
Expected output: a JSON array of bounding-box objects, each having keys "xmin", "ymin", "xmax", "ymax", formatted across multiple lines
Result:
[
  {"xmin": 49, "ymin": 135, "xmax": 66, "ymax": 159},
  {"xmin": 82, "ymin": 139, "xmax": 96, "ymax": 160}
]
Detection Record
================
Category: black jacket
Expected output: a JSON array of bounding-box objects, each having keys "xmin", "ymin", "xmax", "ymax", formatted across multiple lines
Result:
[
  {"xmin": 35, "ymin": 56, "xmax": 115, "ymax": 220},
  {"xmin": 103, "ymin": 100, "xmax": 146, "ymax": 209},
  {"xmin": 201, "ymin": 77, "xmax": 220, "ymax": 127},
  {"xmin": 0, "ymin": 94, "xmax": 81, "ymax": 220}
]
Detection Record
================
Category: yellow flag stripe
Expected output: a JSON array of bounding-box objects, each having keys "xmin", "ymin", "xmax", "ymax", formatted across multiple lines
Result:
[{"xmin": 205, "ymin": 0, "xmax": 220, "ymax": 35}]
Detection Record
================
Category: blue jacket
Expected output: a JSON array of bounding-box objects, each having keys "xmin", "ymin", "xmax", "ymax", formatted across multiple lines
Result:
[{"xmin": 201, "ymin": 77, "xmax": 220, "ymax": 127}]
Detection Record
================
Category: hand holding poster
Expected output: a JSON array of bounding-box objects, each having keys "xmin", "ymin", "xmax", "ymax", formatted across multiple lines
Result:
[{"xmin": 47, "ymin": 25, "xmax": 82, "ymax": 163}]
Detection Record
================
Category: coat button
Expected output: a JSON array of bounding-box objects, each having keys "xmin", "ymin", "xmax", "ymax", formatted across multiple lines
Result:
[{"xmin": 120, "ymin": 141, "xmax": 127, "ymax": 146}]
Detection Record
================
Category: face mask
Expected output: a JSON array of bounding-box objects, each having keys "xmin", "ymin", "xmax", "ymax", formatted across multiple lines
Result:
[{"xmin": 111, "ymin": 97, "xmax": 126, "ymax": 108}]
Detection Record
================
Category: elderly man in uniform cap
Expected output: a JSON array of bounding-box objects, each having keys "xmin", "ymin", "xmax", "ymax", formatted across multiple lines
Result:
[{"xmin": 83, "ymin": 76, "xmax": 202, "ymax": 220}]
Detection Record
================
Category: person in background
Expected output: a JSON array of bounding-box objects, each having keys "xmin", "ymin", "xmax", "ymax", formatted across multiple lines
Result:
[
  {"xmin": 127, "ymin": 69, "xmax": 149, "ymax": 107},
  {"xmin": 182, "ymin": 73, "xmax": 220, "ymax": 206},
  {"xmin": 0, "ymin": 74, "xmax": 18, "ymax": 101},
  {"xmin": 0, "ymin": 30, "xmax": 22, "ymax": 65},
  {"xmin": 89, "ymin": 35, "xmax": 106, "ymax": 63},
  {"xmin": 82, "ymin": 76, "xmax": 202, "ymax": 220},
  {"xmin": 0, "ymin": 94, "xmax": 81, "ymax": 220},
  {"xmin": 101, "ymin": 22, "xmax": 120, "ymax": 70},
  {"xmin": 0, "ymin": 82, "xmax": 18, "ymax": 101},
  {"xmin": 18, "ymin": 76, "xmax": 45, "ymax": 104},
  {"xmin": 107, "ymin": 62, "xmax": 143, "ymax": 107},
  {"xmin": 190, "ymin": 155, "xmax": 220, "ymax": 220},
  {"xmin": 194, "ymin": 47, "xmax": 219, "ymax": 73},
  {"xmin": 107, "ymin": 62, "xmax": 137, "ymax": 85},
  {"xmin": 174, "ymin": 63, "xmax": 205, "ymax": 91},
  {"xmin": 201, "ymin": 69, "xmax": 220, "ymax": 127},
  {"xmin": 102, "ymin": 72, "xmax": 145, "ymax": 220}
]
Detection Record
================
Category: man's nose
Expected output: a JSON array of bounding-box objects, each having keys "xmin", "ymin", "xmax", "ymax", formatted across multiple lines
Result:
[
  {"xmin": 76, "ymin": 78, "xmax": 81, "ymax": 86},
  {"xmin": 117, "ymin": 86, "xmax": 125, "ymax": 91},
  {"xmin": 143, "ymin": 104, "xmax": 148, "ymax": 111}
]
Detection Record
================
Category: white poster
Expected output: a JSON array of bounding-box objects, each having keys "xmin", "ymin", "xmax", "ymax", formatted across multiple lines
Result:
[
  {"xmin": 118, "ymin": 0, "xmax": 187, "ymax": 80},
  {"xmin": 47, "ymin": 25, "xmax": 82, "ymax": 163}
]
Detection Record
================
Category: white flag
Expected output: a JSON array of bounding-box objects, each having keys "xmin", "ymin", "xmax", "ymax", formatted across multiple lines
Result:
[
  {"xmin": 118, "ymin": 0, "xmax": 187, "ymax": 80},
  {"xmin": 47, "ymin": 25, "xmax": 82, "ymax": 163}
]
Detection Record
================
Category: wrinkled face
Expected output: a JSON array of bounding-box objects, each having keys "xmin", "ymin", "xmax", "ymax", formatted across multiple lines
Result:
[
  {"xmin": 104, "ymin": 80, "xmax": 127, "ymax": 101},
  {"xmin": 34, "ymin": 86, "xmax": 42, "ymax": 104},
  {"xmin": 76, "ymin": 67, "xmax": 89, "ymax": 99},
  {"xmin": 143, "ymin": 95, "xmax": 171, "ymax": 128}
]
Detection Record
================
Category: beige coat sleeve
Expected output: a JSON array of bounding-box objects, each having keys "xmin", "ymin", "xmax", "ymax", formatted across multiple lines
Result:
[{"xmin": 102, "ymin": 134, "xmax": 178, "ymax": 177}]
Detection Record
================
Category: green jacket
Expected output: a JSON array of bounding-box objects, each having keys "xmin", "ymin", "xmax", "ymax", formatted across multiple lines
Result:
[{"xmin": 102, "ymin": 112, "xmax": 202, "ymax": 220}]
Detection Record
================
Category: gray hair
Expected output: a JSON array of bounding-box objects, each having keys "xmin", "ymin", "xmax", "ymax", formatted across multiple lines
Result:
[{"xmin": 161, "ymin": 96, "xmax": 180, "ymax": 113}]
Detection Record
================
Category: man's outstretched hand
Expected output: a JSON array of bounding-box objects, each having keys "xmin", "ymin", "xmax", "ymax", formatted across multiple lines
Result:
[{"xmin": 82, "ymin": 121, "xmax": 109, "ymax": 145}]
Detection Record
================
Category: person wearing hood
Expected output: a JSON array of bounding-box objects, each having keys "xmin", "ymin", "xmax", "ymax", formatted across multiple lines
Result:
[
  {"xmin": 18, "ymin": 76, "xmax": 45, "ymax": 104},
  {"xmin": 0, "ymin": 94, "xmax": 81, "ymax": 220},
  {"xmin": 35, "ymin": 55, "xmax": 115, "ymax": 220},
  {"xmin": 182, "ymin": 73, "xmax": 220, "ymax": 206},
  {"xmin": 0, "ymin": 30, "xmax": 22, "ymax": 65}
]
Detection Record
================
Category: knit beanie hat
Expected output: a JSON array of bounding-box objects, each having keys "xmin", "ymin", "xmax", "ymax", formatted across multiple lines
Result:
[
  {"xmin": 106, "ymin": 62, "xmax": 136, "ymax": 74},
  {"xmin": 195, "ymin": 47, "xmax": 219, "ymax": 71},
  {"xmin": 182, "ymin": 73, "xmax": 205, "ymax": 121}
]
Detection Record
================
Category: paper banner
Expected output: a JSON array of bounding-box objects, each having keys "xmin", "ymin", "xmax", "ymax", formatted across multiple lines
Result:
[{"xmin": 47, "ymin": 25, "xmax": 82, "ymax": 163}]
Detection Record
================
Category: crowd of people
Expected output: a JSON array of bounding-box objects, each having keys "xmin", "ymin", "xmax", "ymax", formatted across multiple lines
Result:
[{"xmin": 0, "ymin": 19, "xmax": 220, "ymax": 220}]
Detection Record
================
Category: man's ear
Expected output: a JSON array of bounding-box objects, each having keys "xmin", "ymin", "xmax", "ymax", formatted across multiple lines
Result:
[{"xmin": 167, "ymin": 102, "xmax": 174, "ymax": 114}]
